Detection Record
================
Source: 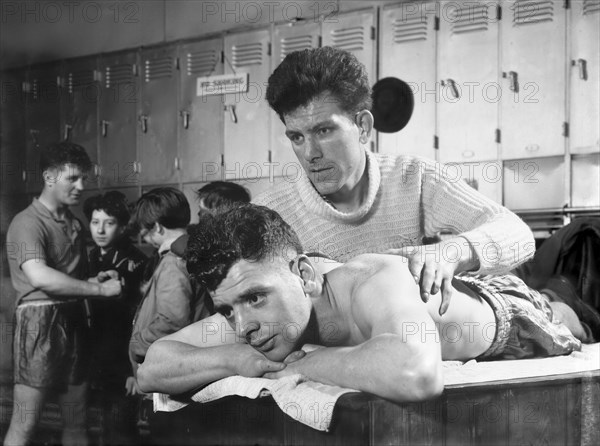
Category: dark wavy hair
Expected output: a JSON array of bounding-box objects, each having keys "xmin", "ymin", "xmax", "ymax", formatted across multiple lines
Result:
[
  {"xmin": 40, "ymin": 141, "xmax": 92, "ymax": 173},
  {"xmin": 196, "ymin": 181, "xmax": 251, "ymax": 214},
  {"xmin": 83, "ymin": 191, "xmax": 131, "ymax": 226},
  {"xmin": 266, "ymin": 46, "xmax": 372, "ymax": 122},
  {"xmin": 130, "ymin": 187, "xmax": 191, "ymax": 233},
  {"xmin": 186, "ymin": 204, "xmax": 303, "ymax": 292}
]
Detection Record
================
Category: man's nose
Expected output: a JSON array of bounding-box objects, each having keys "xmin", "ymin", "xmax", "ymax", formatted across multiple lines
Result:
[
  {"xmin": 74, "ymin": 178, "xmax": 84, "ymax": 191},
  {"xmin": 303, "ymin": 136, "xmax": 322, "ymax": 163},
  {"xmin": 238, "ymin": 312, "xmax": 260, "ymax": 341},
  {"xmin": 97, "ymin": 224, "xmax": 105, "ymax": 234}
]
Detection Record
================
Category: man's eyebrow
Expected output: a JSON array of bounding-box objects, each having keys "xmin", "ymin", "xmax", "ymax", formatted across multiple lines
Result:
[
  {"xmin": 285, "ymin": 119, "xmax": 337, "ymax": 136},
  {"xmin": 238, "ymin": 285, "xmax": 271, "ymax": 300}
]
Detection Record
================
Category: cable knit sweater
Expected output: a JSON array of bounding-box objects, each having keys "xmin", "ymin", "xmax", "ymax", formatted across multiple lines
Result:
[{"xmin": 254, "ymin": 150, "xmax": 534, "ymax": 274}]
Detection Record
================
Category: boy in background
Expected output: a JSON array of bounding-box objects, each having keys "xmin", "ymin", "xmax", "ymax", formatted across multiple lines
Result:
[{"xmin": 83, "ymin": 191, "xmax": 147, "ymax": 443}]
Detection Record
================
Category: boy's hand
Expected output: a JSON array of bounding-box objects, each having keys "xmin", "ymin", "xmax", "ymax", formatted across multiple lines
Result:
[
  {"xmin": 230, "ymin": 344, "xmax": 286, "ymax": 377},
  {"xmin": 125, "ymin": 376, "xmax": 145, "ymax": 396},
  {"xmin": 97, "ymin": 270, "xmax": 119, "ymax": 282}
]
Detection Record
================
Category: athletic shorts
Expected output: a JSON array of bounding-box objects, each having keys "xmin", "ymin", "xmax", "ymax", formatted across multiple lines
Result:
[
  {"xmin": 455, "ymin": 274, "xmax": 582, "ymax": 360},
  {"xmin": 13, "ymin": 299, "xmax": 90, "ymax": 391}
]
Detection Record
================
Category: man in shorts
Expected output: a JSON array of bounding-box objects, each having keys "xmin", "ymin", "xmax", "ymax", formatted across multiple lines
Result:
[
  {"xmin": 136, "ymin": 204, "xmax": 588, "ymax": 402},
  {"xmin": 4, "ymin": 142, "xmax": 122, "ymax": 446}
]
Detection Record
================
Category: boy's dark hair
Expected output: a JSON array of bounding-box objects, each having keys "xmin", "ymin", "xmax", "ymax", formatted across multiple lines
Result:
[
  {"xmin": 186, "ymin": 204, "xmax": 304, "ymax": 292},
  {"xmin": 196, "ymin": 181, "xmax": 251, "ymax": 213},
  {"xmin": 83, "ymin": 191, "xmax": 131, "ymax": 226},
  {"xmin": 40, "ymin": 141, "xmax": 93, "ymax": 173},
  {"xmin": 130, "ymin": 187, "xmax": 191, "ymax": 233},
  {"xmin": 266, "ymin": 46, "xmax": 372, "ymax": 123}
]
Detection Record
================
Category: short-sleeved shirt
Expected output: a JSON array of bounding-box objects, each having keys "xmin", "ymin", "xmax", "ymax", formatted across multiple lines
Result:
[{"xmin": 6, "ymin": 198, "xmax": 87, "ymax": 304}]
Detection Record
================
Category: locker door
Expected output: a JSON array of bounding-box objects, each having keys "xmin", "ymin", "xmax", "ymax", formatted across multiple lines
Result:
[
  {"xmin": 322, "ymin": 9, "xmax": 377, "ymax": 152},
  {"xmin": 271, "ymin": 21, "xmax": 321, "ymax": 175},
  {"xmin": 62, "ymin": 56, "xmax": 100, "ymax": 189},
  {"xmin": 179, "ymin": 38, "xmax": 224, "ymax": 183},
  {"xmin": 223, "ymin": 29, "xmax": 271, "ymax": 180},
  {"xmin": 322, "ymin": 8, "xmax": 376, "ymax": 87},
  {"xmin": 438, "ymin": 1, "xmax": 499, "ymax": 163},
  {"xmin": 98, "ymin": 50, "xmax": 140, "ymax": 189},
  {"xmin": 569, "ymin": 0, "xmax": 600, "ymax": 154},
  {"xmin": 379, "ymin": 2, "xmax": 437, "ymax": 159},
  {"xmin": 24, "ymin": 63, "xmax": 61, "ymax": 194},
  {"xmin": 1, "ymin": 69, "xmax": 26, "ymax": 195},
  {"xmin": 139, "ymin": 45, "xmax": 179, "ymax": 186},
  {"xmin": 500, "ymin": 0, "xmax": 567, "ymax": 159}
]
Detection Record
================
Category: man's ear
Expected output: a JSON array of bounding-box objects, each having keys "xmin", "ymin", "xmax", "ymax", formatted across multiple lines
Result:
[
  {"xmin": 294, "ymin": 255, "xmax": 319, "ymax": 295},
  {"xmin": 42, "ymin": 168, "xmax": 57, "ymax": 186},
  {"xmin": 154, "ymin": 222, "xmax": 164, "ymax": 235},
  {"xmin": 355, "ymin": 110, "xmax": 374, "ymax": 144}
]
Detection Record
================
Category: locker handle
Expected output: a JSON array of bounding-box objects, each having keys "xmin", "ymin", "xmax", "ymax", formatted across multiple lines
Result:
[
  {"xmin": 101, "ymin": 120, "xmax": 109, "ymax": 137},
  {"xmin": 63, "ymin": 124, "xmax": 72, "ymax": 141},
  {"xmin": 180, "ymin": 111, "xmax": 190, "ymax": 129},
  {"xmin": 174, "ymin": 157, "xmax": 180, "ymax": 170},
  {"xmin": 574, "ymin": 59, "xmax": 588, "ymax": 81},
  {"xmin": 22, "ymin": 170, "xmax": 27, "ymax": 183},
  {"xmin": 225, "ymin": 105, "xmax": 238, "ymax": 124},
  {"xmin": 139, "ymin": 115, "xmax": 148, "ymax": 133},
  {"xmin": 441, "ymin": 79, "xmax": 460, "ymax": 99},
  {"xmin": 503, "ymin": 71, "xmax": 519, "ymax": 93}
]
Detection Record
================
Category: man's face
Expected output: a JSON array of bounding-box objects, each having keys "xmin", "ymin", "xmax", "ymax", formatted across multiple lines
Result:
[
  {"xmin": 45, "ymin": 163, "xmax": 86, "ymax": 207},
  {"xmin": 283, "ymin": 92, "xmax": 366, "ymax": 198},
  {"xmin": 211, "ymin": 257, "xmax": 312, "ymax": 362}
]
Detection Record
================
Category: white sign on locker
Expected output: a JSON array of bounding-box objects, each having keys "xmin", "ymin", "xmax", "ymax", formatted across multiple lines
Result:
[{"xmin": 196, "ymin": 73, "xmax": 249, "ymax": 96}]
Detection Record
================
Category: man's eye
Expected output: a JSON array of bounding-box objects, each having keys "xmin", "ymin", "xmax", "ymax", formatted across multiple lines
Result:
[
  {"xmin": 317, "ymin": 127, "xmax": 330, "ymax": 135},
  {"xmin": 248, "ymin": 294, "xmax": 265, "ymax": 305},
  {"xmin": 219, "ymin": 308, "xmax": 233, "ymax": 319},
  {"xmin": 289, "ymin": 134, "xmax": 303, "ymax": 144}
]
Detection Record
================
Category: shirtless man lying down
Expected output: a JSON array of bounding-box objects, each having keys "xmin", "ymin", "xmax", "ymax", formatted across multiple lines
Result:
[{"xmin": 137, "ymin": 204, "xmax": 586, "ymax": 403}]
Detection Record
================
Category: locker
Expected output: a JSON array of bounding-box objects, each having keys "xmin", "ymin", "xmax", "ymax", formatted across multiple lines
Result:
[
  {"xmin": 569, "ymin": 0, "xmax": 600, "ymax": 154},
  {"xmin": 438, "ymin": 1, "xmax": 500, "ymax": 163},
  {"xmin": 1, "ymin": 69, "xmax": 26, "ymax": 195},
  {"xmin": 98, "ymin": 50, "xmax": 140, "ymax": 189},
  {"xmin": 139, "ymin": 44, "xmax": 179, "ymax": 186},
  {"xmin": 223, "ymin": 28, "xmax": 271, "ymax": 180},
  {"xmin": 379, "ymin": 2, "xmax": 437, "ymax": 159},
  {"xmin": 61, "ymin": 56, "xmax": 100, "ymax": 189},
  {"xmin": 23, "ymin": 63, "xmax": 62, "ymax": 194},
  {"xmin": 178, "ymin": 38, "xmax": 224, "ymax": 183},
  {"xmin": 271, "ymin": 21, "xmax": 321, "ymax": 176},
  {"xmin": 500, "ymin": 0, "xmax": 567, "ymax": 159}
]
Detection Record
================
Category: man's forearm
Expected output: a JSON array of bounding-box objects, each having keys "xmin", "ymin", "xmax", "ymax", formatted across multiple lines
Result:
[
  {"xmin": 28, "ymin": 264, "xmax": 112, "ymax": 298},
  {"xmin": 137, "ymin": 340, "xmax": 240, "ymax": 395},
  {"xmin": 286, "ymin": 334, "xmax": 443, "ymax": 402}
]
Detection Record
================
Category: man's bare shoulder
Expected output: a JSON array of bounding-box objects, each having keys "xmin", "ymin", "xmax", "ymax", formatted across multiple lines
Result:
[{"xmin": 333, "ymin": 253, "xmax": 412, "ymax": 284}]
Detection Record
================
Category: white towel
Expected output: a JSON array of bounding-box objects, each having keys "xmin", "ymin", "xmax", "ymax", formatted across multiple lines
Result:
[{"xmin": 154, "ymin": 374, "xmax": 358, "ymax": 432}]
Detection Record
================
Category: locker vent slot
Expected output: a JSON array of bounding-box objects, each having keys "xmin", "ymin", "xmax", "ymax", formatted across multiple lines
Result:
[
  {"xmin": 232, "ymin": 42, "xmax": 263, "ymax": 67},
  {"xmin": 105, "ymin": 63, "xmax": 134, "ymax": 88},
  {"xmin": 392, "ymin": 16, "xmax": 428, "ymax": 44},
  {"xmin": 583, "ymin": 0, "xmax": 600, "ymax": 15},
  {"xmin": 280, "ymin": 35, "xmax": 314, "ymax": 61},
  {"xmin": 29, "ymin": 75, "xmax": 56, "ymax": 101},
  {"xmin": 512, "ymin": 0, "xmax": 554, "ymax": 26},
  {"xmin": 144, "ymin": 55, "xmax": 173, "ymax": 82},
  {"xmin": 68, "ymin": 69, "xmax": 95, "ymax": 93},
  {"xmin": 186, "ymin": 49, "xmax": 219, "ymax": 76},
  {"xmin": 450, "ymin": 4, "xmax": 490, "ymax": 34},
  {"xmin": 329, "ymin": 26, "xmax": 365, "ymax": 52}
]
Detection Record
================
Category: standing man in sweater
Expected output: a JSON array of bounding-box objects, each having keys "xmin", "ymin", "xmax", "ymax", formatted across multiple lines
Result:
[{"xmin": 255, "ymin": 47, "xmax": 535, "ymax": 314}]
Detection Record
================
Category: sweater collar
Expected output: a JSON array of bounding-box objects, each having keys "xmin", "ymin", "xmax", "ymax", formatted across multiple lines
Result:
[{"xmin": 295, "ymin": 149, "xmax": 381, "ymax": 223}]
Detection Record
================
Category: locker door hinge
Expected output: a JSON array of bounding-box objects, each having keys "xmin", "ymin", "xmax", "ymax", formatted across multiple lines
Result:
[
  {"xmin": 434, "ymin": 135, "xmax": 439, "ymax": 149},
  {"xmin": 267, "ymin": 43, "xmax": 272, "ymax": 56},
  {"xmin": 564, "ymin": 0, "xmax": 570, "ymax": 9},
  {"xmin": 370, "ymin": 26, "xmax": 376, "ymax": 40},
  {"xmin": 495, "ymin": 128, "xmax": 501, "ymax": 143},
  {"xmin": 132, "ymin": 63, "xmax": 138, "ymax": 77},
  {"xmin": 496, "ymin": 5, "xmax": 502, "ymax": 21},
  {"xmin": 562, "ymin": 122, "xmax": 569, "ymax": 137},
  {"xmin": 221, "ymin": 154, "xmax": 225, "ymax": 166},
  {"xmin": 434, "ymin": 16, "xmax": 440, "ymax": 31},
  {"xmin": 318, "ymin": 35, "xmax": 322, "ymax": 47},
  {"xmin": 175, "ymin": 57, "xmax": 180, "ymax": 70},
  {"xmin": 221, "ymin": 51, "xmax": 225, "ymax": 64}
]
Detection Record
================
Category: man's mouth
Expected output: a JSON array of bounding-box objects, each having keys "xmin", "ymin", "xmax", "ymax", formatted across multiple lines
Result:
[{"xmin": 250, "ymin": 336, "xmax": 276, "ymax": 352}]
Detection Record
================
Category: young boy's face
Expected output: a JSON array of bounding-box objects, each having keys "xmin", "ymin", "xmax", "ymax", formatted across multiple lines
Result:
[{"xmin": 90, "ymin": 209, "xmax": 124, "ymax": 249}]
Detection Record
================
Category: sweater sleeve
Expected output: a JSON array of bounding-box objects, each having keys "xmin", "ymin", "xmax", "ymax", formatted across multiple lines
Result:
[{"xmin": 420, "ymin": 162, "xmax": 535, "ymax": 274}]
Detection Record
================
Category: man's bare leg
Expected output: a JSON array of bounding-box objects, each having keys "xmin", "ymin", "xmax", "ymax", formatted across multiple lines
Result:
[
  {"xmin": 3, "ymin": 384, "xmax": 46, "ymax": 446},
  {"xmin": 58, "ymin": 382, "xmax": 88, "ymax": 446}
]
